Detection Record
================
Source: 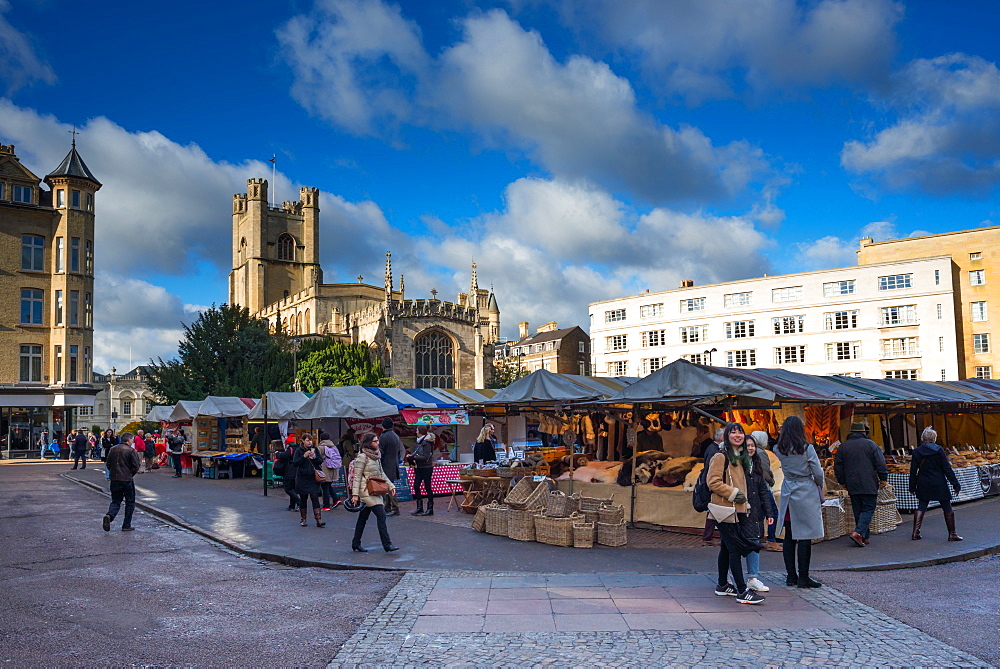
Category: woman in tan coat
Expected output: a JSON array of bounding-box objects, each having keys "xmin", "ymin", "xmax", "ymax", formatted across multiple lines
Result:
[{"xmin": 350, "ymin": 432, "xmax": 399, "ymax": 553}]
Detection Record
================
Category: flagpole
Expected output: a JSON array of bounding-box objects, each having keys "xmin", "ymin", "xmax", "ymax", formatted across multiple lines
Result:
[{"xmin": 270, "ymin": 154, "xmax": 276, "ymax": 207}]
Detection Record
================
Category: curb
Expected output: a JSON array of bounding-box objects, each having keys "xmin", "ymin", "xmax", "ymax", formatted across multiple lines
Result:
[
  {"xmin": 62, "ymin": 473, "xmax": 405, "ymax": 574},
  {"xmin": 819, "ymin": 543, "xmax": 1000, "ymax": 572}
]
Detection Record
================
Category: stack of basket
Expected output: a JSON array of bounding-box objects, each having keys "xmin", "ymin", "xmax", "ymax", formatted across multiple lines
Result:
[
  {"xmin": 506, "ymin": 477, "xmax": 550, "ymax": 541},
  {"xmin": 871, "ymin": 483, "xmax": 903, "ymax": 534},
  {"xmin": 595, "ymin": 503, "xmax": 627, "ymax": 547}
]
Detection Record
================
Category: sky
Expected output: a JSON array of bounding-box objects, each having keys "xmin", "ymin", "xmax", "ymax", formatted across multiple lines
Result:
[{"xmin": 3, "ymin": 0, "xmax": 1000, "ymax": 375}]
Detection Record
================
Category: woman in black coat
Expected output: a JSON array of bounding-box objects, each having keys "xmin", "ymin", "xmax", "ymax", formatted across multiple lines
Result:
[
  {"xmin": 909, "ymin": 427, "xmax": 962, "ymax": 541},
  {"xmin": 292, "ymin": 432, "xmax": 325, "ymax": 528},
  {"xmin": 473, "ymin": 424, "xmax": 498, "ymax": 463},
  {"xmin": 274, "ymin": 440, "xmax": 299, "ymax": 512}
]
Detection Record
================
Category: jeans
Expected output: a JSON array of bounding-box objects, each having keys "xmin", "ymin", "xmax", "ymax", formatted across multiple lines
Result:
[
  {"xmin": 352, "ymin": 504, "xmax": 392, "ymax": 549},
  {"xmin": 850, "ymin": 493, "xmax": 878, "ymax": 540},
  {"xmin": 171, "ymin": 453, "xmax": 183, "ymax": 476},
  {"xmin": 107, "ymin": 480, "xmax": 136, "ymax": 528},
  {"xmin": 745, "ymin": 550, "xmax": 760, "ymax": 579},
  {"xmin": 73, "ymin": 453, "xmax": 87, "ymax": 469},
  {"xmin": 413, "ymin": 468, "xmax": 433, "ymax": 503},
  {"xmin": 321, "ymin": 481, "xmax": 339, "ymax": 508},
  {"xmin": 717, "ymin": 535, "xmax": 747, "ymax": 592}
]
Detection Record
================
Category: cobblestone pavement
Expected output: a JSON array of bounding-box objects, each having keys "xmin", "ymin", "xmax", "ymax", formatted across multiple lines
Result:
[{"xmin": 330, "ymin": 570, "xmax": 989, "ymax": 667}]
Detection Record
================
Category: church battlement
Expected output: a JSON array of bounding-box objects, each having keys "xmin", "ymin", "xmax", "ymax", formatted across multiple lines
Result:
[
  {"xmin": 0, "ymin": 144, "xmax": 14, "ymax": 156},
  {"xmin": 392, "ymin": 299, "xmax": 476, "ymax": 323},
  {"xmin": 233, "ymin": 193, "xmax": 247, "ymax": 214}
]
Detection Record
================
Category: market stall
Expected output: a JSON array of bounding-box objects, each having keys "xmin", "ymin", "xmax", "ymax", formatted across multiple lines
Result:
[{"xmin": 166, "ymin": 396, "xmax": 261, "ymax": 478}]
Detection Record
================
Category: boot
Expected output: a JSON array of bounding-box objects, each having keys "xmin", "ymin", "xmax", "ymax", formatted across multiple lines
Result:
[
  {"xmin": 796, "ymin": 541, "xmax": 822, "ymax": 588},
  {"xmin": 911, "ymin": 509, "xmax": 925, "ymax": 540},
  {"xmin": 945, "ymin": 512, "xmax": 963, "ymax": 541},
  {"xmin": 314, "ymin": 509, "xmax": 325, "ymax": 528},
  {"xmin": 422, "ymin": 500, "xmax": 434, "ymax": 516},
  {"xmin": 411, "ymin": 501, "xmax": 424, "ymax": 516},
  {"xmin": 299, "ymin": 508, "xmax": 308, "ymax": 527},
  {"xmin": 782, "ymin": 538, "xmax": 798, "ymax": 586}
]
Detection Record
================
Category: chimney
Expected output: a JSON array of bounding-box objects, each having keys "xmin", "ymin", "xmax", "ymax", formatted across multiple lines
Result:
[
  {"xmin": 680, "ymin": 280, "xmax": 694, "ymax": 288},
  {"xmin": 536, "ymin": 321, "xmax": 558, "ymax": 333},
  {"xmin": 518, "ymin": 321, "xmax": 529, "ymax": 339}
]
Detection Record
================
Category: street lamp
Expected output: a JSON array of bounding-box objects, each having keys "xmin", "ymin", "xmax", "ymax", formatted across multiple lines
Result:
[
  {"xmin": 108, "ymin": 367, "xmax": 118, "ymax": 431},
  {"xmin": 292, "ymin": 338, "xmax": 302, "ymax": 392},
  {"xmin": 703, "ymin": 348, "xmax": 717, "ymax": 366}
]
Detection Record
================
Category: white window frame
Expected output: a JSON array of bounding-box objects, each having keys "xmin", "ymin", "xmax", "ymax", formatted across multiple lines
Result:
[
  {"xmin": 726, "ymin": 349, "xmax": 756, "ymax": 368},
  {"xmin": 884, "ymin": 369, "xmax": 919, "ymax": 380},
  {"xmin": 772, "ymin": 286, "xmax": 803, "ymax": 302},
  {"xmin": 826, "ymin": 341, "xmax": 861, "ymax": 361},
  {"xmin": 975, "ymin": 366, "xmax": 992, "ymax": 379},
  {"xmin": 724, "ymin": 320, "xmax": 755, "ymax": 339},
  {"xmin": 974, "ymin": 333, "xmax": 990, "ymax": 354},
  {"xmin": 605, "ymin": 308, "xmax": 626, "ymax": 323},
  {"xmin": 772, "ymin": 315, "xmax": 804, "ymax": 335},
  {"xmin": 20, "ymin": 345, "xmax": 43, "ymax": 382},
  {"xmin": 824, "ymin": 310, "xmax": 858, "ymax": 330},
  {"xmin": 641, "ymin": 330, "xmax": 666, "ymax": 347},
  {"xmin": 970, "ymin": 270, "xmax": 986, "ymax": 286},
  {"xmin": 12, "ymin": 185, "xmax": 32, "ymax": 203},
  {"xmin": 971, "ymin": 252, "xmax": 982, "ymax": 260},
  {"xmin": 881, "ymin": 337, "xmax": 919, "ymax": 358},
  {"xmin": 681, "ymin": 353, "xmax": 704, "ymax": 364},
  {"xmin": 972, "ymin": 301, "xmax": 988, "ymax": 322},
  {"xmin": 641, "ymin": 357, "xmax": 667, "ymax": 375},
  {"xmin": 607, "ymin": 334, "xmax": 627, "ymax": 352},
  {"xmin": 680, "ymin": 297, "xmax": 706, "ymax": 312},
  {"xmin": 639, "ymin": 303, "xmax": 664, "ymax": 319},
  {"xmin": 880, "ymin": 305, "xmax": 917, "ymax": 327},
  {"xmin": 724, "ymin": 292, "xmax": 753, "ymax": 308},
  {"xmin": 878, "ymin": 274, "xmax": 913, "ymax": 291},
  {"xmin": 607, "ymin": 360, "xmax": 627, "ymax": 376},
  {"xmin": 774, "ymin": 345, "xmax": 806, "ymax": 364},
  {"xmin": 823, "ymin": 280, "xmax": 855, "ymax": 296}
]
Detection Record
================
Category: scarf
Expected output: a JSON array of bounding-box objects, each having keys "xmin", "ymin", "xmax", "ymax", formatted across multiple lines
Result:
[
  {"xmin": 726, "ymin": 444, "xmax": 752, "ymax": 473},
  {"xmin": 362, "ymin": 444, "xmax": 381, "ymax": 461}
]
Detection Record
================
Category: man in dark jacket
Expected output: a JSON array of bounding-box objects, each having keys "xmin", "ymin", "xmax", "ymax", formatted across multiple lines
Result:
[
  {"xmin": 834, "ymin": 421, "xmax": 888, "ymax": 547},
  {"xmin": 165, "ymin": 429, "xmax": 185, "ymax": 478},
  {"xmin": 70, "ymin": 429, "xmax": 89, "ymax": 470},
  {"xmin": 103, "ymin": 432, "xmax": 142, "ymax": 532},
  {"xmin": 379, "ymin": 417, "xmax": 403, "ymax": 516}
]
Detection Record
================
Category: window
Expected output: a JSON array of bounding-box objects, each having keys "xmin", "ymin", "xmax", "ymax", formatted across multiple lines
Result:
[
  {"xmin": 19, "ymin": 345, "xmax": 42, "ymax": 382},
  {"xmin": 937, "ymin": 304, "xmax": 943, "ymax": 320},
  {"xmin": 70, "ymin": 238, "xmax": 80, "ymax": 272},
  {"xmin": 724, "ymin": 320, "xmax": 755, "ymax": 339},
  {"xmin": 972, "ymin": 301, "xmax": 988, "ymax": 322},
  {"xmin": 639, "ymin": 303, "xmax": 663, "ymax": 318},
  {"xmin": 69, "ymin": 345, "xmax": 78, "ymax": 382},
  {"xmin": 533, "ymin": 344, "xmax": 542, "ymax": 353},
  {"xmin": 974, "ymin": 333, "xmax": 990, "ymax": 354},
  {"xmin": 941, "ymin": 369, "xmax": 947, "ymax": 381},
  {"xmin": 123, "ymin": 400, "xmax": 133, "ymax": 416},
  {"xmin": 826, "ymin": 342, "xmax": 860, "ymax": 361},
  {"xmin": 726, "ymin": 350, "xmax": 756, "ymax": 368},
  {"xmin": 724, "ymin": 292, "xmax": 752, "ymax": 308},
  {"xmin": 641, "ymin": 357, "xmax": 667, "ymax": 375},
  {"xmin": 970, "ymin": 270, "xmax": 986, "ymax": 286},
  {"xmin": 605, "ymin": 308, "xmax": 626, "ymax": 323},
  {"xmin": 56, "ymin": 189, "xmax": 65, "ymax": 207},
  {"xmin": 971, "ymin": 252, "xmax": 982, "ymax": 260},
  {"xmin": 679, "ymin": 325, "xmax": 707, "ymax": 343},
  {"xmin": 607, "ymin": 334, "xmax": 627, "ymax": 351},
  {"xmin": 681, "ymin": 353, "xmax": 704, "ymax": 364},
  {"xmin": 578, "ymin": 341, "xmax": 586, "ymax": 353},
  {"xmin": 578, "ymin": 361, "xmax": 586, "ymax": 376},
  {"xmin": 939, "ymin": 336, "xmax": 945, "ymax": 352},
  {"xmin": 934, "ymin": 269, "xmax": 940, "ymax": 285},
  {"xmin": 12, "ymin": 185, "xmax": 32, "ymax": 203},
  {"xmin": 641, "ymin": 330, "xmax": 666, "ymax": 347},
  {"xmin": 71, "ymin": 189, "xmax": 80, "ymax": 208},
  {"xmin": 881, "ymin": 337, "xmax": 919, "ymax": 358},
  {"xmin": 823, "ymin": 280, "xmax": 855, "ymax": 296},
  {"xmin": 774, "ymin": 345, "xmax": 806, "ymax": 364},
  {"xmin": 545, "ymin": 341, "xmax": 555, "ymax": 351},
  {"xmin": 976, "ymin": 366, "xmax": 992, "ymax": 379},
  {"xmin": 21, "ymin": 235, "xmax": 44, "ymax": 271},
  {"xmin": 824, "ymin": 310, "xmax": 858, "ymax": 330},
  {"xmin": 84, "ymin": 293, "xmax": 92, "ymax": 327},
  {"xmin": 772, "ymin": 315, "xmax": 804, "ymax": 335},
  {"xmin": 276, "ymin": 233, "xmax": 295, "ymax": 261},
  {"xmin": 884, "ymin": 370, "xmax": 919, "ymax": 380},
  {"xmin": 680, "ymin": 297, "xmax": 705, "ymax": 312},
  {"xmin": 85, "ymin": 240, "xmax": 93, "ymax": 274},
  {"xmin": 20, "ymin": 289, "xmax": 43, "ymax": 324},
  {"xmin": 414, "ymin": 331, "xmax": 454, "ymax": 388},
  {"xmin": 880, "ymin": 305, "xmax": 917, "ymax": 326},
  {"xmin": 69, "ymin": 291, "xmax": 79, "ymax": 326},
  {"xmin": 86, "ymin": 193, "xmax": 93, "ymax": 211},
  {"xmin": 55, "ymin": 237, "xmax": 64, "ymax": 272},
  {"xmin": 54, "ymin": 346, "xmax": 62, "ymax": 383},
  {"xmin": 607, "ymin": 360, "xmax": 628, "ymax": 376},
  {"xmin": 84, "ymin": 347, "xmax": 91, "ymax": 383},
  {"xmin": 879, "ymin": 274, "xmax": 912, "ymax": 291},
  {"xmin": 772, "ymin": 286, "xmax": 803, "ymax": 302},
  {"xmin": 55, "ymin": 290, "xmax": 63, "ymax": 326}
]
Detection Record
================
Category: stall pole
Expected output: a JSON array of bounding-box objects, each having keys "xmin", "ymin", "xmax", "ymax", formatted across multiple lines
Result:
[
  {"xmin": 980, "ymin": 409, "xmax": 988, "ymax": 448},
  {"xmin": 943, "ymin": 410, "xmax": 951, "ymax": 449},
  {"xmin": 628, "ymin": 417, "xmax": 638, "ymax": 529},
  {"xmin": 261, "ymin": 394, "xmax": 268, "ymax": 497}
]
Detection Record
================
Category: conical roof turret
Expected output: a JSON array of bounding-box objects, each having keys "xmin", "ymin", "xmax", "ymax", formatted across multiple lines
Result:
[{"xmin": 46, "ymin": 140, "xmax": 101, "ymax": 186}]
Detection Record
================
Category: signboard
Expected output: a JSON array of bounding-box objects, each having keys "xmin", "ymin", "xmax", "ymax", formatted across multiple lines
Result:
[
  {"xmin": 978, "ymin": 463, "xmax": 1000, "ymax": 497},
  {"xmin": 400, "ymin": 408, "xmax": 469, "ymax": 426}
]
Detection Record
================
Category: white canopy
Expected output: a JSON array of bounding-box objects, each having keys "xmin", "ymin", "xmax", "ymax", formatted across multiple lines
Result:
[
  {"xmin": 197, "ymin": 396, "xmax": 257, "ymax": 418},
  {"xmin": 144, "ymin": 405, "xmax": 174, "ymax": 423},
  {"xmin": 292, "ymin": 386, "xmax": 397, "ymax": 420},
  {"xmin": 248, "ymin": 392, "xmax": 311, "ymax": 420},
  {"xmin": 168, "ymin": 400, "xmax": 203, "ymax": 422}
]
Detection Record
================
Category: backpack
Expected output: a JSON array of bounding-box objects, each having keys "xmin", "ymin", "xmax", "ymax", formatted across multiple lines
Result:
[
  {"xmin": 272, "ymin": 455, "xmax": 286, "ymax": 476},
  {"xmin": 692, "ymin": 465, "xmax": 711, "ymax": 512}
]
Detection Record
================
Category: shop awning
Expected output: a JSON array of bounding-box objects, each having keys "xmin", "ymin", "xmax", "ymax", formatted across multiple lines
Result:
[
  {"xmin": 248, "ymin": 392, "xmax": 312, "ymax": 420},
  {"xmin": 291, "ymin": 386, "xmax": 397, "ymax": 420},
  {"xmin": 362, "ymin": 387, "xmax": 458, "ymax": 409},
  {"xmin": 196, "ymin": 396, "xmax": 257, "ymax": 418},
  {"xmin": 168, "ymin": 400, "xmax": 203, "ymax": 421},
  {"xmin": 144, "ymin": 405, "xmax": 174, "ymax": 422},
  {"xmin": 436, "ymin": 388, "xmax": 499, "ymax": 404},
  {"xmin": 487, "ymin": 369, "xmax": 623, "ymax": 404},
  {"xmin": 607, "ymin": 359, "xmax": 778, "ymax": 403}
]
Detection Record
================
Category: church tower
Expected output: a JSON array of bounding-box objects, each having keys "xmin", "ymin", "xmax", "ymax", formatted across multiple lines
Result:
[{"xmin": 229, "ymin": 179, "xmax": 321, "ymax": 314}]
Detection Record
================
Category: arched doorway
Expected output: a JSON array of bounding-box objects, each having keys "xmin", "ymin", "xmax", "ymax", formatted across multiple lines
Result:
[{"xmin": 414, "ymin": 330, "xmax": 454, "ymax": 388}]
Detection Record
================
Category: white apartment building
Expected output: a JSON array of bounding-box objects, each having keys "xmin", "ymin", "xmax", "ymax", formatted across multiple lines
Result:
[{"xmin": 589, "ymin": 256, "xmax": 961, "ymax": 381}]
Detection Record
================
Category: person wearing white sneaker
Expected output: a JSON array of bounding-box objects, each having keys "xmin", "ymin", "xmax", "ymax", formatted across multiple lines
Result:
[{"xmin": 743, "ymin": 435, "xmax": 776, "ymax": 595}]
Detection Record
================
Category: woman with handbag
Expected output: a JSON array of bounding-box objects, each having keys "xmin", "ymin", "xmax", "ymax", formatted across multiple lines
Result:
[
  {"xmin": 350, "ymin": 433, "xmax": 400, "ymax": 553},
  {"xmin": 773, "ymin": 415, "xmax": 825, "ymax": 588},
  {"xmin": 292, "ymin": 432, "xmax": 325, "ymax": 528},
  {"xmin": 706, "ymin": 423, "xmax": 765, "ymax": 605},
  {"xmin": 909, "ymin": 427, "xmax": 962, "ymax": 541},
  {"xmin": 743, "ymin": 435, "xmax": 777, "ymax": 592}
]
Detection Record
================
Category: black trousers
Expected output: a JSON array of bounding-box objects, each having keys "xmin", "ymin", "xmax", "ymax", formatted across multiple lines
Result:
[
  {"xmin": 353, "ymin": 504, "xmax": 392, "ymax": 548},
  {"xmin": 413, "ymin": 468, "xmax": 433, "ymax": 504},
  {"xmin": 107, "ymin": 481, "xmax": 136, "ymax": 528},
  {"xmin": 282, "ymin": 478, "xmax": 299, "ymax": 509},
  {"xmin": 73, "ymin": 453, "xmax": 87, "ymax": 469},
  {"xmin": 300, "ymin": 492, "xmax": 321, "ymax": 511},
  {"xmin": 717, "ymin": 520, "xmax": 747, "ymax": 592},
  {"xmin": 782, "ymin": 520, "xmax": 813, "ymax": 579}
]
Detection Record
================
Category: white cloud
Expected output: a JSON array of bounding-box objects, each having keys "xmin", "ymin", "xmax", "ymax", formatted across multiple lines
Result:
[
  {"xmin": 0, "ymin": 0, "xmax": 56, "ymax": 93},
  {"xmin": 793, "ymin": 219, "xmax": 901, "ymax": 270},
  {"xmin": 842, "ymin": 54, "xmax": 1000, "ymax": 195},
  {"xmin": 552, "ymin": 0, "xmax": 902, "ymax": 101}
]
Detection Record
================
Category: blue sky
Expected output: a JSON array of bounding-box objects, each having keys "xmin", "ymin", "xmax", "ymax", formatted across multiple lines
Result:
[{"xmin": 3, "ymin": 0, "xmax": 1000, "ymax": 375}]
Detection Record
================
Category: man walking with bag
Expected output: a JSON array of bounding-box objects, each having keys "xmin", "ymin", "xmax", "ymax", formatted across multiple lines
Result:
[
  {"xmin": 834, "ymin": 421, "xmax": 888, "ymax": 547},
  {"xmin": 378, "ymin": 417, "xmax": 403, "ymax": 516},
  {"xmin": 165, "ymin": 429, "xmax": 185, "ymax": 478},
  {"xmin": 102, "ymin": 432, "xmax": 142, "ymax": 532}
]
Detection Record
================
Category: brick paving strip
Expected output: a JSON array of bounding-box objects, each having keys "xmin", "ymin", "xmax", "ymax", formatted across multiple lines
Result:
[{"xmin": 330, "ymin": 570, "xmax": 988, "ymax": 667}]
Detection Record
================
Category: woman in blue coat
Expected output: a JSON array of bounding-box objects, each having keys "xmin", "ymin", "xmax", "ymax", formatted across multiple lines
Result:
[
  {"xmin": 909, "ymin": 427, "xmax": 962, "ymax": 541},
  {"xmin": 773, "ymin": 416, "xmax": 825, "ymax": 589}
]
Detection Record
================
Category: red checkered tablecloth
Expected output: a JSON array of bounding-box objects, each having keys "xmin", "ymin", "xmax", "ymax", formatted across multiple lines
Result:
[{"xmin": 404, "ymin": 464, "xmax": 461, "ymax": 496}]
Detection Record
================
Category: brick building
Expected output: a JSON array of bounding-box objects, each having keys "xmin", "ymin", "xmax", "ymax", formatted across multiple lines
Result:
[{"xmin": 497, "ymin": 322, "xmax": 591, "ymax": 376}]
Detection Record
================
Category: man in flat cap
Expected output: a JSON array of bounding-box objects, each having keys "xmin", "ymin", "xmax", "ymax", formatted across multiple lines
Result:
[{"xmin": 834, "ymin": 421, "xmax": 888, "ymax": 547}]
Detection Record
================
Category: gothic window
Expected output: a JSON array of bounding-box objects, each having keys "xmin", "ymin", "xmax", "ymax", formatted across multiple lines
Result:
[
  {"xmin": 304, "ymin": 309, "xmax": 310, "ymax": 332},
  {"xmin": 277, "ymin": 234, "xmax": 295, "ymax": 261},
  {"xmin": 415, "ymin": 330, "xmax": 454, "ymax": 388},
  {"xmin": 296, "ymin": 312, "xmax": 303, "ymax": 334}
]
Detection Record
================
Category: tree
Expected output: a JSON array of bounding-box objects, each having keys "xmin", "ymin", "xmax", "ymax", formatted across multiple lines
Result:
[
  {"xmin": 298, "ymin": 341, "xmax": 395, "ymax": 391},
  {"xmin": 488, "ymin": 356, "xmax": 528, "ymax": 389},
  {"xmin": 147, "ymin": 304, "xmax": 293, "ymax": 403}
]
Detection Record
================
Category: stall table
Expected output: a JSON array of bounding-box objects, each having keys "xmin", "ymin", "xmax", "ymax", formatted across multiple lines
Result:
[{"xmin": 403, "ymin": 463, "xmax": 461, "ymax": 497}]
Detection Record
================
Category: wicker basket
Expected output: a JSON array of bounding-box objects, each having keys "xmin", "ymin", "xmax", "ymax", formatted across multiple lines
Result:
[
  {"xmin": 497, "ymin": 466, "xmax": 535, "ymax": 478},
  {"xmin": 477, "ymin": 467, "xmax": 498, "ymax": 478},
  {"xmin": 813, "ymin": 492, "xmax": 850, "ymax": 543},
  {"xmin": 534, "ymin": 512, "xmax": 583, "ymax": 547},
  {"xmin": 460, "ymin": 490, "xmax": 481, "ymax": 514},
  {"xmin": 582, "ymin": 509, "xmax": 600, "ymax": 525},
  {"xmin": 597, "ymin": 520, "xmax": 627, "ymax": 547},
  {"xmin": 507, "ymin": 508, "xmax": 537, "ymax": 541},
  {"xmin": 507, "ymin": 478, "xmax": 550, "ymax": 510},
  {"xmin": 546, "ymin": 490, "xmax": 581, "ymax": 518},
  {"xmin": 573, "ymin": 522, "xmax": 595, "ymax": 548},
  {"xmin": 505, "ymin": 477, "xmax": 542, "ymax": 508},
  {"xmin": 484, "ymin": 503, "xmax": 510, "ymax": 536},
  {"xmin": 471, "ymin": 505, "xmax": 487, "ymax": 532},
  {"xmin": 597, "ymin": 504, "xmax": 625, "ymax": 524},
  {"xmin": 579, "ymin": 495, "xmax": 614, "ymax": 512}
]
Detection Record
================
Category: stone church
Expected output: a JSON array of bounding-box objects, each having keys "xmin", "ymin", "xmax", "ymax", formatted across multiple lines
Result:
[{"xmin": 228, "ymin": 179, "xmax": 500, "ymax": 388}]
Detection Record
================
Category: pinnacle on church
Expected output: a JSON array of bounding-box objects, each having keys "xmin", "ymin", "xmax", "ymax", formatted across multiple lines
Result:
[{"xmin": 487, "ymin": 291, "xmax": 499, "ymax": 313}]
